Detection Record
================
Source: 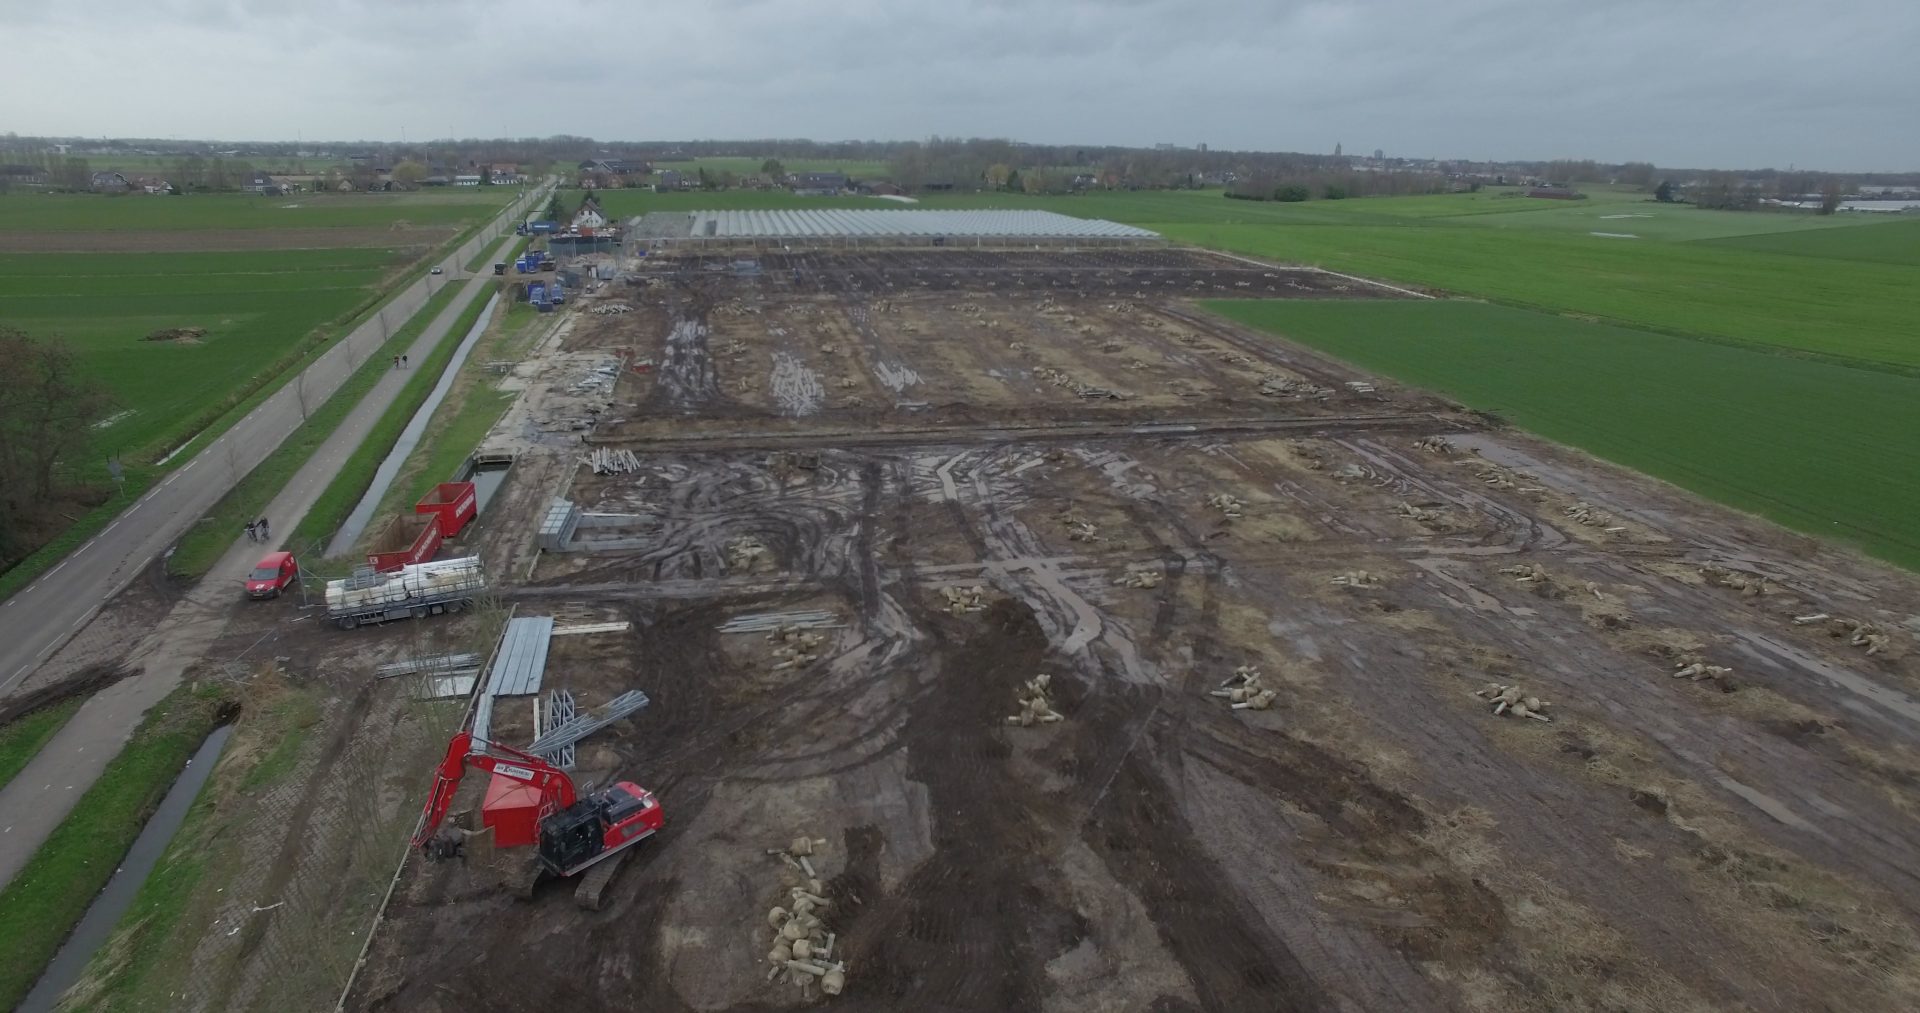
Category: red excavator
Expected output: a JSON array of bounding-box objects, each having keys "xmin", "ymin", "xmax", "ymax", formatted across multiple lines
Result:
[{"xmin": 412, "ymin": 730, "xmax": 664, "ymax": 908}]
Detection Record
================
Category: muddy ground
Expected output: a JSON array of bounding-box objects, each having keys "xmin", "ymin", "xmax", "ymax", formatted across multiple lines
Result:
[{"xmin": 345, "ymin": 248, "xmax": 1920, "ymax": 1012}]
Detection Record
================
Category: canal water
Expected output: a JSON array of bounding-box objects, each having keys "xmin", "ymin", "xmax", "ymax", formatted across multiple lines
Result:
[{"xmin": 20, "ymin": 724, "xmax": 235, "ymax": 1013}]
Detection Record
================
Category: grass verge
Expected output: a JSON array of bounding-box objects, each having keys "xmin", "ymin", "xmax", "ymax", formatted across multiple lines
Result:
[
  {"xmin": 54, "ymin": 673, "xmax": 323, "ymax": 1012},
  {"xmin": 0, "ymin": 698, "xmax": 84, "ymax": 792},
  {"xmin": 288, "ymin": 286, "xmax": 497, "ymax": 567},
  {"xmin": 165, "ymin": 281, "xmax": 474, "ymax": 577},
  {"xmin": 0, "ymin": 679, "xmax": 233, "ymax": 1011}
]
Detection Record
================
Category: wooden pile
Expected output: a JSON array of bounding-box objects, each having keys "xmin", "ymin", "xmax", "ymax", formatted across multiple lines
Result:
[
  {"xmin": 764, "ymin": 836, "xmax": 847, "ymax": 997},
  {"xmin": 583, "ymin": 448, "xmax": 642, "ymax": 475},
  {"xmin": 1006, "ymin": 674, "xmax": 1063, "ymax": 727},
  {"xmin": 1474, "ymin": 683, "xmax": 1552, "ymax": 722},
  {"xmin": 1209, "ymin": 666, "xmax": 1276, "ymax": 711}
]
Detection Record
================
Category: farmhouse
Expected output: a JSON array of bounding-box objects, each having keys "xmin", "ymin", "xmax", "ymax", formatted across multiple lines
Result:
[
  {"xmin": 242, "ymin": 170, "xmax": 279, "ymax": 194},
  {"xmin": 573, "ymin": 196, "xmax": 608, "ymax": 229},
  {"xmin": 790, "ymin": 171, "xmax": 847, "ymax": 195},
  {"xmin": 0, "ymin": 164, "xmax": 48, "ymax": 185}
]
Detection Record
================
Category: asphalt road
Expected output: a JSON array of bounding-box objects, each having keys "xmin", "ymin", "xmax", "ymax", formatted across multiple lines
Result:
[{"xmin": 0, "ymin": 187, "xmax": 543, "ymax": 699}]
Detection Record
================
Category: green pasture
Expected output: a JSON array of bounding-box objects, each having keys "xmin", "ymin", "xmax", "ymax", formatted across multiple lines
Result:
[
  {"xmin": 0, "ymin": 189, "xmax": 515, "ymax": 232},
  {"xmin": 0, "ymin": 250, "xmax": 403, "ymax": 458},
  {"xmin": 1207, "ymin": 299, "xmax": 1920, "ymax": 570},
  {"xmin": 1700, "ymin": 216, "xmax": 1920, "ymax": 267}
]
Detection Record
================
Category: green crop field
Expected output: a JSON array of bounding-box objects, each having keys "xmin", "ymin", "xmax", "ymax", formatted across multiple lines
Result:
[
  {"xmin": 0, "ymin": 249, "xmax": 402, "ymax": 458},
  {"xmin": 0, "ymin": 189, "xmax": 516, "ymax": 232},
  {"xmin": 1207, "ymin": 299, "xmax": 1920, "ymax": 569},
  {"xmin": 1699, "ymin": 216, "xmax": 1920, "ymax": 267}
]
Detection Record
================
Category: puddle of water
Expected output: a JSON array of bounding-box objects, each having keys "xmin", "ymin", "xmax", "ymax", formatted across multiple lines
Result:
[{"xmin": 20, "ymin": 724, "xmax": 234, "ymax": 1013}]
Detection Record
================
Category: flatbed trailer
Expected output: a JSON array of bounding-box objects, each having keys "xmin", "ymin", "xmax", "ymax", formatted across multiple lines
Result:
[{"xmin": 326, "ymin": 556, "xmax": 486, "ymax": 630}]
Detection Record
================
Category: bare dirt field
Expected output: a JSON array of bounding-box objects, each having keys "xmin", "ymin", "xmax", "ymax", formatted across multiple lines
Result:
[{"xmin": 336, "ymin": 248, "xmax": 1920, "ymax": 1012}]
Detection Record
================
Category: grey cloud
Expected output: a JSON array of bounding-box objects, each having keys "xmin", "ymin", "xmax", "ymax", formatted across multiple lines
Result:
[{"xmin": 0, "ymin": 0, "xmax": 1913, "ymax": 169}]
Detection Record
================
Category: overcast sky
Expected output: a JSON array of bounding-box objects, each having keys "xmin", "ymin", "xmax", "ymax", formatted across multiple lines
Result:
[{"xmin": 1, "ymin": 0, "xmax": 1912, "ymax": 171}]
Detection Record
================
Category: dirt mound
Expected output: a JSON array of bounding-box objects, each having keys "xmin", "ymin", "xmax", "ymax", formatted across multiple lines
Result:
[{"xmin": 142, "ymin": 326, "xmax": 206, "ymax": 343}]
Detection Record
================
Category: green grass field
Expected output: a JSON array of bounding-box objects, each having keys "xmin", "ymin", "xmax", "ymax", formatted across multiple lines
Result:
[
  {"xmin": 0, "ymin": 250, "xmax": 399, "ymax": 459},
  {"xmin": 0, "ymin": 189, "xmax": 516, "ymax": 232},
  {"xmin": 1207, "ymin": 300, "xmax": 1920, "ymax": 569},
  {"xmin": 1699, "ymin": 216, "xmax": 1920, "ymax": 267},
  {"xmin": 0, "ymin": 699, "xmax": 83, "ymax": 792}
]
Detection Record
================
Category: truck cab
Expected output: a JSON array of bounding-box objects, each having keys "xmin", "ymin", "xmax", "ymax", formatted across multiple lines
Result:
[{"xmin": 245, "ymin": 551, "xmax": 298, "ymax": 599}]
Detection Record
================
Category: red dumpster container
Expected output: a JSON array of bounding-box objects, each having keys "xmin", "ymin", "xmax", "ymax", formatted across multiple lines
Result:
[
  {"xmin": 415, "ymin": 481, "xmax": 477, "ymax": 539},
  {"xmin": 368, "ymin": 513, "xmax": 443, "ymax": 573}
]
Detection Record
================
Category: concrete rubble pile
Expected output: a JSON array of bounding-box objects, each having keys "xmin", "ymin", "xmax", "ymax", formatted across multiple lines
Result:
[
  {"xmin": 1206, "ymin": 492, "xmax": 1245, "ymax": 519},
  {"xmin": 1565, "ymin": 501, "xmax": 1626, "ymax": 533},
  {"xmin": 1209, "ymin": 665, "xmax": 1277, "ymax": 711},
  {"xmin": 1258, "ymin": 376, "xmax": 1333, "ymax": 400},
  {"xmin": 1395, "ymin": 501, "xmax": 1444, "ymax": 525},
  {"xmin": 1113, "ymin": 567, "xmax": 1163, "ymax": 589},
  {"xmin": 726, "ymin": 535, "xmax": 772, "ymax": 572},
  {"xmin": 1474, "ymin": 683, "xmax": 1553, "ymax": 721},
  {"xmin": 1413, "ymin": 436, "xmax": 1456, "ymax": 455},
  {"xmin": 766, "ymin": 625, "xmax": 827, "ymax": 670},
  {"xmin": 941, "ymin": 585, "xmax": 989, "ymax": 615},
  {"xmin": 1057, "ymin": 510, "xmax": 1101, "ymax": 543},
  {"xmin": 1701, "ymin": 564, "xmax": 1768, "ymax": 597},
  {"xmin": 1795, "ymin": 614, "xmax": 1893, "ymax": 656},
  {"xmin": 763, "ymin": 835, "xmax": 848, "ymax": 997},
  {"xmin": 1328, "ymin": 570, "xmax": 1381, "ymax": 588},
  {"xmin": 1006, "ymin": 673, "xmax": 1064, "ymax": 727},
  {"xmin": 1673, "ymin": 657, "xmax": 1735, "ymax": 685}
]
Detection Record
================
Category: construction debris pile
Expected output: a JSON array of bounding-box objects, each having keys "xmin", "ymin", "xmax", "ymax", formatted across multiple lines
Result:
[
  {"xmin": 1673, "ymin": 658, "xmax": 1735, "ymax": 686},
  {"xmin": 1334, "ymin": 463, "xmax": 1392, "ymax": 486},
  {"xmin": 1258, "ymin": 376, "xmax": 1333, "ymax": 400},
  {"xmin": 1113, "ymin": 566, "xmax": 1163, "ymax": 589},
  {"xmin": 725, "ymin": 535, "xmax": 772, "ymax": 572},
  {"xmin": 1564, "ymin": 501, "xmax": 1625, "ymax": 533},
  {"xmin": 1474, "ymin": 683, "xmax": 1553, "ymax": 722},
  {"xmin": 1209, "ymin": 666, "xmax": 1277, "ymax": 712},
  {"xmin": 1057, "ymin": 509, "xmax": 1101, "ymax": 543},
  {"xmin": 1396, "ymin": 501, "xmax": 1446, "ymax": 526},
  {"xmin": 589, "ymin": 302, "xmax": 634, "ymax": 316},
  {"xmin": 765, "ymin": 626, "xmax": 827, "ymax": 671},
  {"xmin": 568, "ymin": 361, "xmax": 621, "ymax": 396},
  {"xmin": 1414, "ymin": 436, "xmax": 1456, "ymax": 455},
  {"xmin": 1328, "ymin": 570, "xmax": 1381, "ymax": 588},
  {"xmin": 582, "ymin": 448, "xmax": 643, "ymax": 475},
  {"xmin": 1701, "ymin": 564, "xmax": 1768, "ymax": 597},
  {"xmin": 941, "ymin": 585, "xmax": 989, "ymax": 615},
  {"xmin": 1796, "ymin": 615, "xmax": 1894, "ymax": 656},
  {"xmin": 1206, "ymin": 493, "xmax": 1245, "ymax": 520},
  {"xmin": 1006, "ymin": 673, "xmax": 1063, "ymax": 727},
  {"xmin": 763, "ymin": 836, "xmax": 847, "ymax": 998}
]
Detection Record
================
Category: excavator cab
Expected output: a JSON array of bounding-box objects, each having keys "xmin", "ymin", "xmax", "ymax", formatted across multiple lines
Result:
[{"xmin": 540, "ymin": 802, "xmax": 607, "ymax": 872}]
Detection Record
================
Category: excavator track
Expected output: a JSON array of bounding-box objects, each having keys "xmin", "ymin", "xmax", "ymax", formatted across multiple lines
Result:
[{"xmin": 574, "ymin": 850, "xmax": 630, "ymax": 911}]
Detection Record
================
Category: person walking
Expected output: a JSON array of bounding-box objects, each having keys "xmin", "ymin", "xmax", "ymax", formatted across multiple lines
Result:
[
  {"xmin": 402, "ymin": 354, "xmax": 409, "ymax": 369},
  {"xmin": 244, "ymin": 521, "xmax": 257, "ymax": 543},
  {"xmin": 257, "ymin": 517, "xmax": 271, "ymax": 541},
  {"xmin": 393, "ymin": 355, "xmax": 401, "ymax": 370}
]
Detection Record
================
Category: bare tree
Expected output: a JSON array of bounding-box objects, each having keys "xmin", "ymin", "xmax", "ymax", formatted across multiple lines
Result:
[{"xmin": 0, "ymin": 329, "xmax": 117, "ymax": 506}]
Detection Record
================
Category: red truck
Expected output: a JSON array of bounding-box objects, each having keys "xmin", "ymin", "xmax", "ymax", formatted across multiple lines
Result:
[{"xmin": 245, "ymin": 551, "xmax": 299, "ymax": 599}]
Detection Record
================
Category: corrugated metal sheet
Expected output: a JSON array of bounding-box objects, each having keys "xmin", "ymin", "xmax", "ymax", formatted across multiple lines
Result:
[
  {"xmin": 488, "ymin": 616, "xmax": 554, "ymax": 696},
  {"xmin": 684, "ymin": 208, "xmax": 1158, "ymax": 240}
]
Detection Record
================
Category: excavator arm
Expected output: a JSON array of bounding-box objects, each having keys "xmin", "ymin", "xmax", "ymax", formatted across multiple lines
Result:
[{"xmin": 411, "ymin": 730, "xmax": 579, "ymax": 848}]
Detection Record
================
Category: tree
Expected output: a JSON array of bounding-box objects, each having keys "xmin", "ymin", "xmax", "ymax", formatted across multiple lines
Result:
[
  {"xmin": 1819, "ymin": 178, "xmax": 1844, "ymax": 215},
  {"xmin": 545, "ymin": 194, "xmax": 566, "ymax": 223},
  {"xmin": 1273, "ymin": 184, "xmax": 1311, "ymax": 202},
  {"xmin": 1654, "ymin": 180, "xmax": 1676, "ymax": 203},
  {"xmin": 391, "ymin": 160, "xmax": 429, "ymax": 188},
  {"xmin": 985, "ymin": 163, "xmax": 1012, "ymax": 189},
  {"xmin": 0, "ymin": 329, "xmax": 117, "ymax": 557},
  {"xmin": 1005, "ymin": 169, "xmax": 1022, "ymax": 192},
  {"xmin": 57, "ymin": 156, "xmax": 91, "ymax": 191},
  {"xmin": 761, "ymin": 158, "xmax": 785, "ymax": 178}
]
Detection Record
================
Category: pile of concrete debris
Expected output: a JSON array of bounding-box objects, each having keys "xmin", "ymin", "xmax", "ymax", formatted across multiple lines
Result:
[
  {"xmin": 1006, "ymin": 674, "xmax": 1063, "ymax": 727},
  {"xmin": 589, "ymin": 302, "xmax": 634, "ymax": 316},
  {"xmin": 726, "ymin": 535, "xmax": 772, "ymax": 572},
  {"xmin": 942, "ymin": 584, "xmax": 989, "ymax": 615},
  {"xmin": 1328, "ymin": 570, "xmax": 1381, "ymax": 588},
  {"xmin": 1210, "ymin": 666, "xmax": 1276, "ymax": 712},
  {"xmin": 1474, "ymin": 683, "xmax": 1552, "ymax": 722},
  {"xmin": 1113, "ymin": 566, "xmax": 1162, "ymax": 589},
  {"xmin": 1206, "ymin": 493, "xmax": 1245, "ymax": 520},
  {"xmin": 763, "ymin": 836, "xmax": 847, "ymax": 997}
]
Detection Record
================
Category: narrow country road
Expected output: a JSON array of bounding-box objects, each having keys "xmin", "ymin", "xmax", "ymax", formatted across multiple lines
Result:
[{"xmin": 0, "ymin": 185, "xmax": 547, "ymax": 887}]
